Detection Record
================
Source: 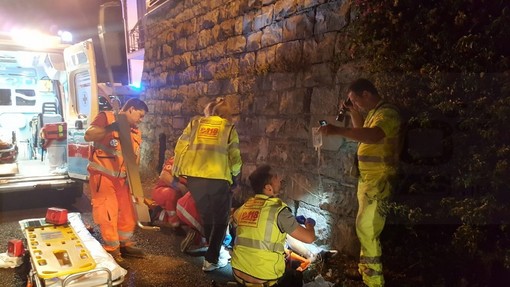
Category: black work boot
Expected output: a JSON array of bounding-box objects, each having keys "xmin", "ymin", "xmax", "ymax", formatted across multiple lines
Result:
[
  {"xmin": 120, "ymin": 245, "xmax": 145, "ymax": 258},
  {"xmin": 107, "ymin": 249, "xmax": 130, "ymax": 269}
]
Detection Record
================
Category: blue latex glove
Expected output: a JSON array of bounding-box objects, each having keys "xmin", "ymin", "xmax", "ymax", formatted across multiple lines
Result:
[
  {"xmin": 305, "ymin": 218, "xmax": 316, "ymax": 227},
  {"xmin": 295, "ymin": 215, "xmax": 306, "ymax": 225}
]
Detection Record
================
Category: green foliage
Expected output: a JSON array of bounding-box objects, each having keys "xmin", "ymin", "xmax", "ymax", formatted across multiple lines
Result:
[{"xmin": 346, "ymin": 0, "xmax": 510, "ymax": 283}]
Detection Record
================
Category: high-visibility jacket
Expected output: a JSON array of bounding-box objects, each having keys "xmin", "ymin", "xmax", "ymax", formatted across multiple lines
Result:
[
  {"xmin": 358, "ymin": 101, "xmax": 401, "ymax": 173},
  {"xmin": 172, "ymin": 115, "xmax": 242, "ymax": 184},
  {"xmin": 231, "ymin": 194, "xmax": 288, "ymax": 281},
  {"xmin": 87, "ymin": 111, "xmax": 142, "ymax": 178}
]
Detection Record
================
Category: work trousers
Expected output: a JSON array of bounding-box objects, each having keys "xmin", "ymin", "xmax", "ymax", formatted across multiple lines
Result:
[
  {"xmin": 89, "ymin": 173, "xmax": 136, "ymax": 252},
  {"xmin": 187, "ymin": 177, "xmax": 231, "ymax": 264},
  {"xmin": 356, "ymin": 171, "xmax": 394, "ymax": 287}
]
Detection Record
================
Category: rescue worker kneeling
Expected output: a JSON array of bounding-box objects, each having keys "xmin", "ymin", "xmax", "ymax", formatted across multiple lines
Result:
[
  {"xmin": 231, "ymin": 165, "xmax": 316, "ymax": 287},
  {"xmin": 150, "ymin": 156, "xmax": 188, "ymax": 228}
]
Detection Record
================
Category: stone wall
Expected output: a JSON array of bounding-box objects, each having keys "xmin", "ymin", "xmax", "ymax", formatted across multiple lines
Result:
[{"xmin": 140, "ymin": 0, "xmax": 362, "ymax": 254}]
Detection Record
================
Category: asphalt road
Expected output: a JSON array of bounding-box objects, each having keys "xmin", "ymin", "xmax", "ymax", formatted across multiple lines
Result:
[{"xmin": 0, "ymin": 187, "xmax": 234, "ymax": 287}]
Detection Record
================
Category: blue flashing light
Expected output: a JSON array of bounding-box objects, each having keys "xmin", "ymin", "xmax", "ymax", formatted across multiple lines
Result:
[{"xmin": 130, "ymin": 82, "xmax": 142, "ymax": 90}]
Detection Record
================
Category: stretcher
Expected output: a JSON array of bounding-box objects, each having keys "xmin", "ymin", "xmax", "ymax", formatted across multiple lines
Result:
[{"xmin": 19, "ymin": 213, "xmax": 127, "ymax": 287}]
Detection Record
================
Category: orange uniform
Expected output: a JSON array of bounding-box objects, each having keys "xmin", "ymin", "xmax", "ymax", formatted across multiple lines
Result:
[{"xmin": 87, "ymin": 111, "xmax": 141, "ymax": 252}]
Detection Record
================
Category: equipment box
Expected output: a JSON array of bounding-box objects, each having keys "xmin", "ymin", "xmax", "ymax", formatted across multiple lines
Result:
[{"xmin": 42, "ymin": 122, "xmax": 67, "ymax": 140}]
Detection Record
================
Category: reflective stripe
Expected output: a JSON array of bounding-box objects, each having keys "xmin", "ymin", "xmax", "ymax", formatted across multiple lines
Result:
[
  {"xmin": 357, "ymin": 155, "xmax": 395, "ymax": 163},
  {"xmin": 179, "ymin": 134, "xmax": 190, "ymax": 141},
  {"xmin": 176, "ymin": 203, "xmax": 204, "ymax": 234},
  {"xmin": 363, "ymin": 268, "xmax": 383, "ymax": 277},
  {"xmin": 94, "ymin": 142, "xmax": 122, "ymax": 156},
  {"xmin": 360, "ymin": 256, "xmax": 382, "ymax": 264},
  {"xmin": 264, "ymin": 203, "xmax": 278, "ymax": 244},
  {"xmin": 88, "ymin": 162, "xmax": 127, "ymax": 178},
  {"xmin": 118, "ymin": 230, "xmax": 133, "ymax": 240},
  {"xmin": 104, "ymin": 240, "xmax": 120, "ymax": 248},
  {"xmin": 188, "ymin": 143, "xmax": 228, "ymax": 154},
  {"xmin": 235, "ymin": 237, "xmax": 285, "ymax": 253}
]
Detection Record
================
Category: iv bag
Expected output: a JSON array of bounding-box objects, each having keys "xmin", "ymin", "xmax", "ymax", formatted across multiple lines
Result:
[{"xmin": 312, "ymin": 127, "xmax": 322, "ymax": 149}]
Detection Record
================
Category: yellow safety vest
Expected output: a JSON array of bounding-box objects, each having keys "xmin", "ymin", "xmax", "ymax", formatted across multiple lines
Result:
[
  {"xmin": 172, "ymin": 115, "xmax": 242, "ymax": 183},
  {"xmin": 358, "ymin": 102, "xmax": 401, "ymax": 173},
  {"xmin": 231, "ymin": 194, "xmax": 288, "ymax": 281},
  {"xmin": 87, "ymin": 111, "xmax": 141, "ymax": 178}
]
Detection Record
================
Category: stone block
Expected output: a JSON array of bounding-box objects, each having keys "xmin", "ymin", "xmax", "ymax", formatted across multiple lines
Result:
[
  {"xmin": 271, "ymin": 72, "xmax": 296, "ymax": 91},
  {"xmin": 234, "ymin": 16, "xmax": 244, "ymax": 35},
  {"xmin": 219, "ymin": 0, "xmax": 241, "ymax": 21},
  {"xmin": 274, "ymin": 0, "xmax": 298, "ymax": 21},
  {"xmin": 303, "ymin": 32, "xmax": 336, "ymax": 64},
  {"xmin": 332, "ymin": 220, "xmax": 359, "ymax": 256},
  {"xmin": 302, "ymin": 0, "xmax": 327, "ymax": 10},
  {"xmin": 302, "ymin": 63, "xmax": 334, "ymax": 87},
  {"xmin": 315, "ymin": 1, "xmax": 350, "ymax": 35},
  {"xmin": 261, "ymin": 23, "xmax": 283, "ymax": 47},
  {"xmin": 280, "ymin": 118, "xmax": 309, "ymax": 141},
  {"xmin": 253, "ymin": 90, "xmax": 279, "ymax": 115},
  {"xmin": 226, "ymin": 36, "xmax": 246, "ymax": 54},
  {"xmin": 198, "ymin": 29, "xmax": 214, "ymax": 49},
  {"xmin": 282, "ymin": 12, "xmax": 314, "ymax": 41},
  {"xmin": 242, "ymin": 11, "xmax": 257, "ymax": 34},
  {"xmin": 247, "ymin": 32, "xmax": 263, "ymax": 52},
  {"xmin": 255, "ymin": 46, "xmax": 276, "ymax": 74},
  {"xmin": 253, "ymin": 5, "xmax": 274, "ymax": 31},
  {"xmin": 202, "ymin": 10, "xmax": 219, "ymax": 30},
  {"xmin": 219, "ymin": 19, "xmax": 237, "ymax": 40},
  {"xmin": 279, "ymin": 89, "xmax": 305, "ymax": 115},
  {"xmin": 239, "ymin": 53, "xmax": 256, "ymax": 75},
  {"xmin": 275, "ymin": 41, "xmax": 303, "ymax": 72}
]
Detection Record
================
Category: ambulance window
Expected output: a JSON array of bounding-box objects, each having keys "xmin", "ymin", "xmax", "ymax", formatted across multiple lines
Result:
[
  {"xmin": 74, "ymin": 71, "xmax": 91, "ymax": 115},
  {"xmin": 72, "ymin": 52, "xmax": 88, "ymax": 66},
  {"xmin": 15, "ymin": 89, "xmax": 36, "ymax": 106},
  {"xmin": 0, "ymin": 89, "xmax": 11, "ymax": 106}
]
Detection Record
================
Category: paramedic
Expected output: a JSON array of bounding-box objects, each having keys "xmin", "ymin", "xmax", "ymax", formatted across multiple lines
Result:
[
  {"xmin": 84, "ymin": 98, "xmax": 149, "ymax": 268},
  {"xmin": 172, "ymin": 97, "xmax": 242, "ymax": 272},
  {"xmin": 231, "ymin": 165, "xmax": 316, "ymax": 287},
  {"xmin": 319, "ymin": 78, "xmax": 401, "ymax": 287}
]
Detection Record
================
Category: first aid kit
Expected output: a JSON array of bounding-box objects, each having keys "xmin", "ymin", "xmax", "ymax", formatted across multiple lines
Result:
[{"xmin": 45, "ymin": 207, "xmax": 68, "ymax": 225}]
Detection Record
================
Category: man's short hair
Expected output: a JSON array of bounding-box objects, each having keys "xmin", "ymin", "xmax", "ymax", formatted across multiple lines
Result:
[
  {"xmin": 348, "ymin": 78, "xmax": 379, "ymax": 96},
  {"xmin": 122, "ymin": 98, "xmax": 149, "ymax": 113},
  {"xmin": 249, "ymin": 165, "xmax": 274, "ymax": 194}
]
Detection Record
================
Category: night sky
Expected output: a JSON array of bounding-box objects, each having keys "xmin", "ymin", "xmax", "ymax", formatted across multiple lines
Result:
[{"xmin": 0, "ymin": 0, "xmax": 104, "ymax": 41}]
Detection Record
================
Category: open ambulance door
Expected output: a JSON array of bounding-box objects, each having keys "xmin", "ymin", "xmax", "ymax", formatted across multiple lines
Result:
[{"xmin": 63, "ymin": 40, "xmax": 100, "ymax": 181}]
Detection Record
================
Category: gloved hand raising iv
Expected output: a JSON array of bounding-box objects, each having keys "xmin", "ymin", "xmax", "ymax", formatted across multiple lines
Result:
[
  {"xmin": 296, "ymin": 215, "xmax": 315, "ymax": 227},
  {"xmin": 296, "ymin": 215, "xmax": 306, "ymax": 225}
]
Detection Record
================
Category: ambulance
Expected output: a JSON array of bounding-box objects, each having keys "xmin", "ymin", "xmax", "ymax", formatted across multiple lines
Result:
[{"xmin": 0, "ymin": 5, "xmax": 137, "ymax": 201}]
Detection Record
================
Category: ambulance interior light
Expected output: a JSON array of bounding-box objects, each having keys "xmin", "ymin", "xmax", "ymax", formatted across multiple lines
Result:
[{"xmin": 10, "ymin": 29, "xmax": 63, "ymax": 48}]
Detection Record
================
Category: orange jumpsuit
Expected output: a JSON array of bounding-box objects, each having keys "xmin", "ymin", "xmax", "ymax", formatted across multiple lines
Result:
[{"xmin": 87, "ymin": 111, "xmax": 140, "ymax": 252}]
